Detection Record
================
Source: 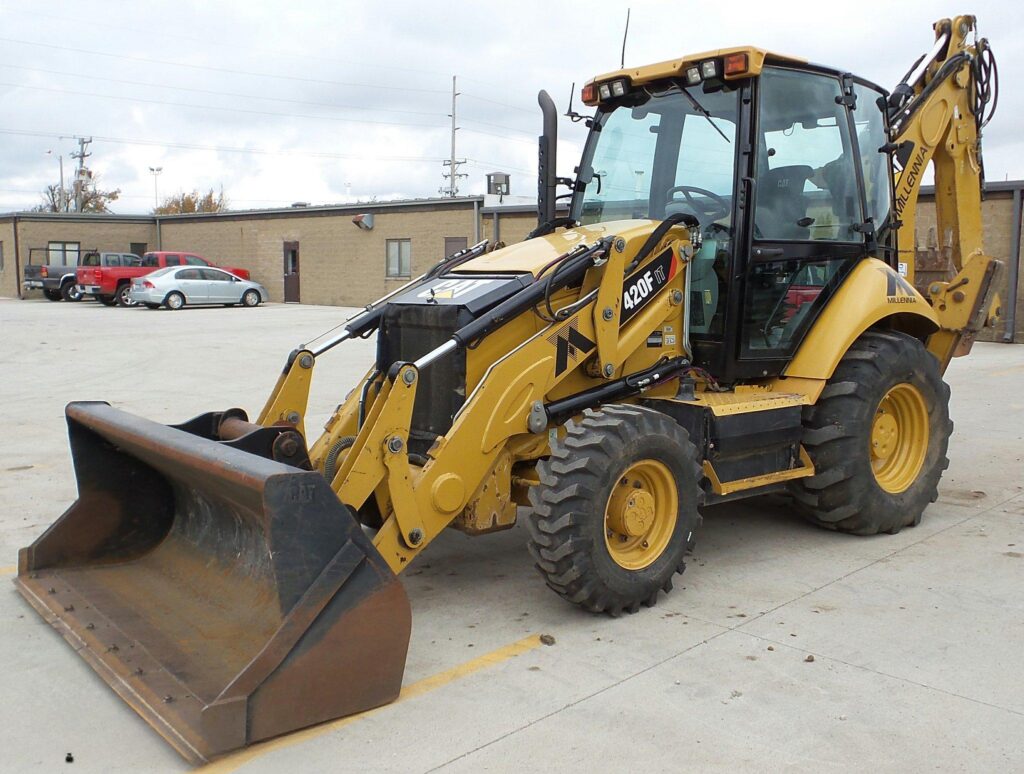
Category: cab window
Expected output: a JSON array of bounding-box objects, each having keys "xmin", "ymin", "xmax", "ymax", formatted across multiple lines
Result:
[
  {"xmin": 165, "ymin": 254, "xmax": 183, "ymax": 266},
  {"xmin": 852, "ymin": 82, "xmax": 891, "ymax": 229},
  {"xmin": 755, "ymin": 68, "xmax": 863, "ymax": 241},
  {"xmin": 185, "ymin": 255, "xmax": 207, "ymax": 266},
  {"xmin": 142, "ymin": 253, "xmax": 159, "ymax": 267}
]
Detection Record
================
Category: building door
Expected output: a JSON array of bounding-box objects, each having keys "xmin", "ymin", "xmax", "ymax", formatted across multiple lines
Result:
[
  {"xmin": 283, "ymin": 241, "xmax": 300, "ymax": 303},
  {"xmin": 444, "ymin": 236, "xmax": 468, "ymax": 258}
]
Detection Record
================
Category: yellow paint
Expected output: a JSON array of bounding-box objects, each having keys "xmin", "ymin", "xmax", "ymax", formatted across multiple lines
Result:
[
  {"xmin": 703, "ymin": 446, "xmax": 815, "ymax": 496},
  {"xmin": 197, "ymin": 635, "xmax": 543, "ymax": 774},
  {"xmin": 871, "ymin": 383, "xmax": 930, "ymax": 494},
  {"xmin": 605, "ymin": 459, "xmax": 677, "ymax": 570},
  {"xmin": 785, "ymin": 259, "xmax": 938, "ymax": 381},
  {"xmin": 0, "ymin": 565, "xmax": 16, "ymax": 576},
  {"xmin": 587, "ymin": 46, "xmax": 807, "ymax": 92},
  {"xmin": 256, "ymin": 349, "xmax": 314, "ymax": 439}
]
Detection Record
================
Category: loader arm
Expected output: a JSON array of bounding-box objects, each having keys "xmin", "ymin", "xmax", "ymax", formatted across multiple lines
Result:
[{"xmin": 888, "ymin": 14, "xmax": 1002, "ymax": 368}]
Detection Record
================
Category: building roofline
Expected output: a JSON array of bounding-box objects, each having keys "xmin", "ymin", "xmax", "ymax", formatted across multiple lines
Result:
[{"xmin": 0, "ymin": 195, "xmax": 486, "ymax": 224}]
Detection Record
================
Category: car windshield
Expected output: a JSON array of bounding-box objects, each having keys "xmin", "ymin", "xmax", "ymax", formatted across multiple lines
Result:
[{"xmin": 574, "ymin": 83, "xmax": 740, "ymax": 226}]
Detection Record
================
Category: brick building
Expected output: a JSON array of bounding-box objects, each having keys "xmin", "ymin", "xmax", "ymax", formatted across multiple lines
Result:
[{"xmin": 1, "ymin": 185, "xmax": 1021, "ymax": 342}]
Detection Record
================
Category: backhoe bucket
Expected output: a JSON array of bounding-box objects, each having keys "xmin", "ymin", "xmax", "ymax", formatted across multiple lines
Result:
[{"xmin": 15, "ymin": 402, "xmax": 412, "ymax": 763}]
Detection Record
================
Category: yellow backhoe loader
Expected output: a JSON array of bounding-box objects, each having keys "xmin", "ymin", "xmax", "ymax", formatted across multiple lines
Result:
[{"xmin": 17, "ymin": 15, "xmax": 1002, "ymax": 763}]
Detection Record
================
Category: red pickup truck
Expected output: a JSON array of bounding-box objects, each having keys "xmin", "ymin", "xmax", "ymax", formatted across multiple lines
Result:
[{"xmin": 77, "ymin": 251, "xmax": 251, "ymax": 307}]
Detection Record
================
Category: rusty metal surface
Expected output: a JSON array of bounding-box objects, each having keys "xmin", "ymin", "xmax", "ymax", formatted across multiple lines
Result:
[{"xmin": 15, "ymin": 401, "xmax": 412, "ymax": 763}]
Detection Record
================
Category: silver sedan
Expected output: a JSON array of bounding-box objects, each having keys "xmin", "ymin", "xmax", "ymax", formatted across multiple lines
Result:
[{"xmin": 129, "ymin": 266, "xmax": 268, "ymax": 310}]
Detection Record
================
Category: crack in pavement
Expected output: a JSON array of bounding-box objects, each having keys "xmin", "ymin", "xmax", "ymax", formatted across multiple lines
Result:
[{"xmin": 429, "ymin": 492, "xmax": 1022, "ymax": 772}]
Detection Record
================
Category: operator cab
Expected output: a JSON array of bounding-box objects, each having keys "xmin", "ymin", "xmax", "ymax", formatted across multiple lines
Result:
[{"xmin": 571, "ymin": 48, "xmax": 894, "ymax": 382}]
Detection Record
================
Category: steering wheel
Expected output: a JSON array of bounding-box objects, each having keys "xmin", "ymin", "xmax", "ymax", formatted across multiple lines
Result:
[{"xmin": 664, "ymin": 185, "xmax": 730, "ymax": 223}]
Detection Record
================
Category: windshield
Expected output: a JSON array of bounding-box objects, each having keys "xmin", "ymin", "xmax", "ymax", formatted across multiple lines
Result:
[{"xmin": 573, "ymin": 84, "xmax": 740, "ymax": 226}]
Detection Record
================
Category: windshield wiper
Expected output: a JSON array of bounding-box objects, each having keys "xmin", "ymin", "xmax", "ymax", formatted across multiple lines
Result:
[{"xmin": 680, "ymin": 86, "xmax": 730, "ymax": 144}]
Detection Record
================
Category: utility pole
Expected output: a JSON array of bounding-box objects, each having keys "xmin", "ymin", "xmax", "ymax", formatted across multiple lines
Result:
[
  {"xmin": 440, "ymin": 75, "xmax": 467, "ymax": 198},
  {"xmin": 69, "ymin": 136, "xmax": 92, "ymax": 212}
]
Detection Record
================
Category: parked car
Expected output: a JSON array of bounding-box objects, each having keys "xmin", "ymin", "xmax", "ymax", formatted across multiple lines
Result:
[
  {"xmin": 21, "ymin": 247, "xmax": 119, "ymax": 302},
  {"xmin": 129, "ymin": 266, "xmax": 268, "ymax": 310},
  {"xmin": 77, "ymin": 251, "xmax": 251, "ymax": 307}
]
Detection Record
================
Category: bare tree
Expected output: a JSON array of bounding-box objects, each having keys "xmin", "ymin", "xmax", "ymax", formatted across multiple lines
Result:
[{"xmin": 33, "ymin": 176, "xmax": 121, "ymax": 213}]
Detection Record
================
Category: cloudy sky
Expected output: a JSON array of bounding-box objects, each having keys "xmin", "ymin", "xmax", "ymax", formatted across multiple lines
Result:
[{"xmin": 0, "ymin": 0, "xmax": 1020, "ymax": 214}]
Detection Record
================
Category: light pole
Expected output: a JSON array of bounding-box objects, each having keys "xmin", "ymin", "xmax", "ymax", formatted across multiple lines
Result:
[
  {"xmin": 46, "ymin": 150, "xmax": 66, "ymax": 211},
  {"xmin": 148, "ymin": 166, "xmax": 163, "ymax": 209}
]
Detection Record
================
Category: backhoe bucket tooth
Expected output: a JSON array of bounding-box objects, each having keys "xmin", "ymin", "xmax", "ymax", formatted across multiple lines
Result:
[{"xmin": 15, "ymin": 401, "xmax": 412, "ymax": 764}]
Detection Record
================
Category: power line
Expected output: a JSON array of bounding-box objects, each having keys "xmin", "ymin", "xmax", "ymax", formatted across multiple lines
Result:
[
  {"xmin": 2, "ymin": 7, "xmax": 456, "ymax": 81},
  {"xmin": 0, "ymin": 80, "xmax": 451, "ymax": 131},
  {"xmin": 0, "ymin": 36, "xmax": 451, "ymax": 95},
  {"xmin": 0, "ymin": 62, "xmax": 540, "ymax": 138},
  {"xmin": 0, "ymin": 128, "xmax": 449, "ymax": 163},
  {"xmin": 0, "ymin": 63, "xmax": 449, "ymax": 119}
]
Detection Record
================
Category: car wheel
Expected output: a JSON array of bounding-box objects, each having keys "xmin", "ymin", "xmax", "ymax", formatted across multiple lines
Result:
[
  {"xmin": 116, "ymin": 284, "xmax": 138, "ymax": 307},
  {"xmin": 164, "ymin": 292, "xmax": 185, "ymax": 310},
  {"xmin": 242, "ymin": 290, "xmax": 261, "ymax": 307},
  {"xmin": 61, "ymin": 282, "xmax": 82, "ymax": 302},
  {"xmin": 43, "ymin": 289, "xmax": 63, "ymax": 301},
  {"xmin": 98, "ymin": 295, "xmax": 117, "ymax": 306}
]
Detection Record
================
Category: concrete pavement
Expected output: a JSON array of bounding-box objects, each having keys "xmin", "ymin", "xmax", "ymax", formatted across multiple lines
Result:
[{"xmin": 0, "ymin": 298, "xmax": 1021, "ymax": 772}]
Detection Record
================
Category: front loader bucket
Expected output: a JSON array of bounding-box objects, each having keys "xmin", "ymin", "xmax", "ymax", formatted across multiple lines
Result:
[{"xmin": 15, "ymin": 401, "xmax": 411, "ymax": 763}]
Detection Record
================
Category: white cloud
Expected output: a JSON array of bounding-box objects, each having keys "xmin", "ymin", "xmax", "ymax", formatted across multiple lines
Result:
[{"xmin": 0, "ymin": 0, "xmax": 1020, "ymax": 213}]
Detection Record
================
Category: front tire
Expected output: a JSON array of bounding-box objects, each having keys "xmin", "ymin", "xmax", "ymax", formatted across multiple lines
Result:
[
  {"xmin": 164, "ymin": 291, "xmax": 185, "ymax": 310},
  {"xmin": 526, "ymin": 404, "xmax": 702, "ymax": 615},
  {"xmin": 790, "ymin": 330, "xmax": 952, "ymax": 535},
  {"xmin": 242, "ymin": 289, "xmax": 261, "ymax": 307}
]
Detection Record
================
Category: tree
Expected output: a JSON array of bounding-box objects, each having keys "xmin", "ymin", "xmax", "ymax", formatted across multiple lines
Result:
[
  {"xmin": 34, "ymin": 176, "xmax": 121, "ymax": 213},
  {"xmin": 154, "ymin": 187, "xmax": 229, "ymax": 215}
]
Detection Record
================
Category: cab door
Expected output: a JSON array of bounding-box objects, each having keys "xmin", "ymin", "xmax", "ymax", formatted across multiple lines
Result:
[{"xmin": 732, "ymin": 66, "xmax": 871, "ymax": 379}]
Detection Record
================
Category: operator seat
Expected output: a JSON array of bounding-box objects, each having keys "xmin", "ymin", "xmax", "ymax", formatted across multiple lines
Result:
[{"xmin": 757, "ymin": 165, "xmax": 813, "ymax": 240}]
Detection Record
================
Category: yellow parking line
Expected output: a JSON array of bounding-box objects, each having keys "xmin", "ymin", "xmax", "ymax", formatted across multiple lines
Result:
[
  {"xmin": 0, "ymin": 565, "xmax": 16, "ymax": 576},
  {"xmin": 198, "ymin": 633, "xmax": 543, "ymax": 773}
]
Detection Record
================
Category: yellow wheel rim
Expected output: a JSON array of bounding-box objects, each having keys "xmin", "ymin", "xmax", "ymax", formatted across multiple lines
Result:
[
  {"xmin": 870, "ymin": 383, "xmax": 929, "ymax": 494},
  {"xmin": 605, "ymin": 459, "xmax": 678, "ymax": 570}
]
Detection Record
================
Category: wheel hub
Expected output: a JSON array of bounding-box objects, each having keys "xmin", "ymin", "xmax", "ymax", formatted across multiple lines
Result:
[
  {"xmin": 870, "ymin": 383, "xmax": 930, "ymax": 494},
  {"xmin": 604, "ymin": 460, "xmax": 678, "ymax": 570}
]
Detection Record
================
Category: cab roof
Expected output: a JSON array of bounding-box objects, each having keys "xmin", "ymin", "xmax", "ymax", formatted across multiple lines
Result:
[{"xmin": 589, "ymin": 45, "xmax": 811, "ymax": 87}]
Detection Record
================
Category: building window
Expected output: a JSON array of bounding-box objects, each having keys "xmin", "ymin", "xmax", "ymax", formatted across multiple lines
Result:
[
  {"xmin": 47, "ymin": 241, "xmax": 80, "ymax": 266},
  {"xmin": 0, "ymin": 241, "xmax": 4, "ymax": 271},
  {"xmin": 386, "ymin": 239, "xmax": 411, "ymax": 278}
]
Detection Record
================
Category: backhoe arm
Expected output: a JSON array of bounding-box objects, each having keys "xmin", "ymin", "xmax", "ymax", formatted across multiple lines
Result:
[{"xmin": 889, "ymin": 14, "xmax": 1002, "ymax": 368}]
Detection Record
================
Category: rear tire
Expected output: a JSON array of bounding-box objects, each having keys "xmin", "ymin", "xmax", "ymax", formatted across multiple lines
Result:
[
  {"xmin": 43, "ymin": 289, "xmax": 62, "ymax": 301},
  {"xmin": 116, "ymin": 283, "xmax": 138, "ymax": 307},
  {"xmin": 61, "ymin": 282, "xmax": 82, "ymax": 302},
  {"xmin": 98, "ymin": 295, "xmax": 117, "ymax": 306},
  {"xmin": 242, "ymin": 289, "xmax": 261, "ymax": 307},
  {"xmin": 526, "ymin": 404, "xmax": 701, "ymax": 616},
  {"xmin": 164, "ymin": 292, "xmax": 185, "ymax": 310},
  {"xmin": 789, "ymin": 330, "xmax": 951, "ymax": 535}
]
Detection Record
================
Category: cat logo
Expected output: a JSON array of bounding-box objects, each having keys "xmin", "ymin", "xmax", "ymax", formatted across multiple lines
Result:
[
  {"xmin": 877, "ymin": 266, "xmax": 918, "ymax": 304},
  {"xmin": 546, "ymin": 319, "xmax": 595, "ymax": 376}
]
